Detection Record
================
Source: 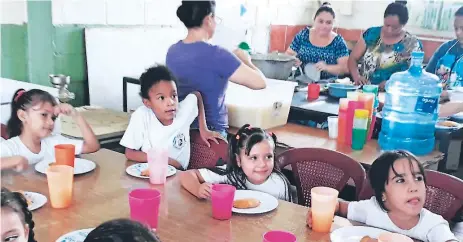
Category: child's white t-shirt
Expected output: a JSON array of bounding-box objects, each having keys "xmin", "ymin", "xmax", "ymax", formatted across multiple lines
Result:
[
  {"xmin": 0, "ymin": 135, "xmax": 83, "ymax": 165},
  {"xmin": 119, "ymin": 94, "xmax": 198, "ymax": 169},
  {"xmin": 347, "ymin": 197, "xmax": 458, "ymax": 242},
  {"xmin": 198, "ymin": 168, "xmax": 289, "ymax": 201}
]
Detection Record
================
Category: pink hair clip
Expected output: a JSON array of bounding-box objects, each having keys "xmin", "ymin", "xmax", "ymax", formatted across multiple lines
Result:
[
  {"xmin": 246, "ymin": 125, "xmax": 252, "ymax": 130},
  {"xmin": 14, "ymin": 90, "xmax": 26, "ymax": 102},
  {"xmin": 236, "ymin": 134, "xmax": 240, "ymax": 140}
]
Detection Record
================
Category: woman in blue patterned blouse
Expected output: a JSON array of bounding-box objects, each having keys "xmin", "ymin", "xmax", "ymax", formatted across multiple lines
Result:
[{"xmin": 285, "ymin": 2, "xmax": 349, "ymax": 80}]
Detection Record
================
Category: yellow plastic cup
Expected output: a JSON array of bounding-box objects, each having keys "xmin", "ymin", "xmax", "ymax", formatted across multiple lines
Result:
[
  {"xmin": 46, "ymin": 165, "xmax": 73, "ymax": 208},
  {"xmin": 311, "ymin": 187, "xmax": 339, "ymax": 233}
]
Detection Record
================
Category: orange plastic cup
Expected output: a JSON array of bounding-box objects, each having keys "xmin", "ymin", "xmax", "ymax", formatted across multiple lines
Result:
[
  {"xmin": 378, "ymin": 232, "xmax": 413, "ymax": 242},
  {"xmin": 311, "ymin": 187, "xmax": 339, "ymax": 233},
  {"xmin": 46, "ymin": 165, "xmax": 73, "ymax": 208},
  {"xmin": 55, "ymin": 144, "xmax": 75, "ymax": 167}
]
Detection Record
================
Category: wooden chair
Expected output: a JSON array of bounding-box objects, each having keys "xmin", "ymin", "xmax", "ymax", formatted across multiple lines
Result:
[
  {"xmin": 187, "ymin": 130, "xmax": 228, "ymax": 170},
  {"xmin": 358, "ymin": 170, "xmax": 463, "ymax": 221},
  {"xmin": 277, "ymin": 148, "xmax": 366, "ymax": 207}
]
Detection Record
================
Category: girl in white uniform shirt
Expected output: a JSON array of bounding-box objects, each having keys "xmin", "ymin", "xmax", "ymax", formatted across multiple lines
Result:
[
  {"xmin": 0, "ymin": 89, "xmax": 99, "ymax": 171},
  {"xmin": 180, "ymin": 124, "xmax": 292, "ymax": 201},
  {"xmin": 307, "ymin": 150, "xmax": 459, "ymax": 242}
]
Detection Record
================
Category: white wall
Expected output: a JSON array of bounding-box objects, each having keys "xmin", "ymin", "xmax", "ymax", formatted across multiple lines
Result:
[{"xmin": 0, "ymin": 0, "xmax": 28, "ymax": 24}]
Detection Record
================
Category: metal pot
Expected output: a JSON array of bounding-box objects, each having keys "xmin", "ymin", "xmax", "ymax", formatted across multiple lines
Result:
[{"xmin": 251, "ymin": 53, "xmax": 296, "ymax": 80}]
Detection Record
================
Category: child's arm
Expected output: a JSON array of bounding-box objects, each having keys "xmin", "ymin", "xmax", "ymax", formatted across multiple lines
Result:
[
  {"xmin": 56, "ymin": 104, "xmax": 100, "ymax": 153},
  {"xmin": 191, "ymin": 91, "xmax": 223, "ymax": 147},
  {"xmin": 0, "ymin": 156, "xmax": 28, "ymax": 171},
  {"xmin": 180, "ymin": 170, "xmax": 212, "ymax": 199}
]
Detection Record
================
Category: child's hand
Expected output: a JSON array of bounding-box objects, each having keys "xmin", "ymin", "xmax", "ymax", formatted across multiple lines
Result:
[
  {"xmin": 55, "ymin": 103, "xmax": 77, "ymax": 117},
  {"xmin": 306, "ymin": 208, "xmax": 313, "ymax": 228},
  {"xmin": 197, "ymin": 183, "xmax": 212, "ymax": 199},
  {"xmin": 199, "ymin": 129, "xmax": 227, "ymax": 148},
  {"xmin": 11, "ymin": 156, "xmax": 28, "ymax": 172}
]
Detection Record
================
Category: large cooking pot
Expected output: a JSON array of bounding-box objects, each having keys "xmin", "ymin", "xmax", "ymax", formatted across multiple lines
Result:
[{"xmin": 251, "ymin": 53, "xmax": 296, "ymax": 80}]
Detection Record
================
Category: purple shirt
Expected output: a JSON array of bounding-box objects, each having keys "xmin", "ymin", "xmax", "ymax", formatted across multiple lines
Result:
[{"xmin": 166, "ymin": 41, "xmax": 241, "ymax": 131}]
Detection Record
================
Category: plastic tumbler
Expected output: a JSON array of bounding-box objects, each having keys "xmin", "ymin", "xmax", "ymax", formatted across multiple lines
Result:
[
  {"xmin": 211, "ymin": 184, "xmax": 236, "ymax": 220},
  {"xmin": 54, "ymin": 144, "xmax": 75, "ymax": 167},
  {"xmin": 147, "ymin": 146, "xmax": 168, "ymax": 185},
  {"xmin": 263, "ymin": 230, "xmax": 297, "ymax": 242},
  {"xmin": 129, "ymin": 188, "xmax": 161, "ymax": 229},
  {"xmin": 308, "ymin": 84, "xmax": 320, "ymax": 100},
  {"xmin": 378, "ymin": 232, "xmax": 413, "ymax": 242},
  {"xmin": 327, "ymin": 116, "xmax": 338, "ymax": 139},
  {"xmin": 46, "ymin": 165, "xmax": 74, "ymax": 208},
  {"xmin": 311, "ymin": 186, "xmax": 339, "ymax": 233}
]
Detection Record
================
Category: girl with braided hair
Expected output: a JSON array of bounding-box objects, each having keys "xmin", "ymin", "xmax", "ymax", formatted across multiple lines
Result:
[{"xmin": 1, "ymin": 187, "xmax": 36, "ymax": 242}]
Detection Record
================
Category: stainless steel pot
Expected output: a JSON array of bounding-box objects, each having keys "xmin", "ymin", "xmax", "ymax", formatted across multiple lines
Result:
[{"xmin": 251, "ymin": 53, "xmax": 296, "ymax": 80}]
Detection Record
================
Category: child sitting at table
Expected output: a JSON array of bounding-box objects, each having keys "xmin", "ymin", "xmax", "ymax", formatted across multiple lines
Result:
[
  {"xmin": 306, "ymin": 150, "xmax": 459, "ymax": 242},
  {"xmin": 83, "ymin": 219, "xmax": 161, "ymax": 242},
  {"xmin": 180, "ymin": 124, "xmax": 292, "ymax": 201},
  {"xmin": 0, "ymin": 89, "xmax": 99, "ymax": 169},
  {"xmin": 120, "ymin": 65, "xmax": 221, "ymax": 170},
  {"xmin": 1, "ymin": 187, "xmax": 36, "ymax": 242}
]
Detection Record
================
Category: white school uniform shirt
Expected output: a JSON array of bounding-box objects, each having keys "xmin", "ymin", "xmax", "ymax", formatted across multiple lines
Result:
[
  {"xmin": 198, "ymin": 168, "xmax": 290, "ymax": 201},
  {"xmin": 0, "ymin": 135, "xmax": 83, "ymax": 165},
  {"xmin": 119, "ymin": 94, "xmax": 198, "ymax": 169},
  {"xmin": 453, "ymin": 222, "xmax": 463, "ymax": 241},
  {"xmin": 347, "ymin": 197, "xmax": 458, "ymax": 242}
]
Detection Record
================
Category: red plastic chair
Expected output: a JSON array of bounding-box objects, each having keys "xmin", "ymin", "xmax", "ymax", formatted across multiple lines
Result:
[
  {"xmin": 187, "ymin": 130, "xmax": 229, "ymax": 170},
  {"xmin": 1, "ymin": 124, "xmax": 8, "ymax": 140},
  {"xmin": 358, "ymin": 170, "xmax": 463, "ymax": 221},
  {"xmin": 277, "ymin": 148, "xmax": 366, "ymax": 207}
]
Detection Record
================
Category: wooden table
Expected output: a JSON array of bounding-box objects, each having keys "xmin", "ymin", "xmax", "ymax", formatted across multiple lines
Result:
[
  {"xmin": 60, "ymin": 106, "xmax": 130, "ymax": 144},
  {"xmin": 229, "ymin": 123, "xmax": 443, "ymax": 169},
  {"xmin": 4, "ymin": 149, "xmax": 361, "ymax": 242}
]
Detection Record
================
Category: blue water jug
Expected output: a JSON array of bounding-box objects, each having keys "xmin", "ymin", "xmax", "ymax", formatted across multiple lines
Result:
[{"xmin": 378, "ymin": 52, "xmax": 442, "ymax": 155}]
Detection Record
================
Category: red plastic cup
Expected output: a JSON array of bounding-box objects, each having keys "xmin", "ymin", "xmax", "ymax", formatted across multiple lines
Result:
[
  {"xmin": 129, "ymin": 189, "xmax": 161, "ymax": 229},
  {"xmin": 308, "ymin": 83, "xmax": 320, "ymax": 100},
  {"xmin": 263, "ymin": 230, "xmax": 297, "ymax": 242},
  {"xmin": 211, "ymin": 184, "xmax": 236, "ymax": 220},
  {"xmin": 55, "ymin": 144, "xmax": 75, "ymax": 167}
]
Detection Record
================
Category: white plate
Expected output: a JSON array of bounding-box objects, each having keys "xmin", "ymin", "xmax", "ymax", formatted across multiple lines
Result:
[
  {"xmin": 125, "ymin": 163, "xmax": 177, "ymax": 179},
  {"xmin": 330, "ymin": 226, "xmax": 388, "ymax": 242},
  {"xmin": 232, "ymin": 190, "xmax": 279, "ymax": 214},
  {"xmin": 435, "ymin": 120, "xmax": 462, "ymax": 130},
  {"xmin": 22, "ymin": 191, "xmax": 47, "ymax": 211},
  {"xmin": 35, "ymin": 158, "xmax": 96, "ymax": 175},
  {"xmin": 56, "ymin": 228, "xmax": 94, "ymax": 242}
]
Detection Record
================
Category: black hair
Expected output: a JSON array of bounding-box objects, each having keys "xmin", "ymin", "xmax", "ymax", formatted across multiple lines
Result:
[
  {"xmin": 1, "ymin": 188, "xmax": 37, "ymax": 242},
  {"xmin": 176, "ymin": 1, "xmax": 216, "ymax": 29},
  {"xmin": 384, "ymin": 1, "xmax": 409, "ymax": 25},
  {"xmin": 209, "ymin": 124, "xmax": 292, "ymax": 202},
  {"xmin": 314, "ymin": 2, "xmax": 335, "ymax": 19},
  {"xmin": 7, "ymin": 89, "xmax": 57, "ymax": 138},
  {"xmin": 368, "ymin": 150, "xmax": 426, "ymax": 212},
  {"xmin": 83, "ymin": 219, "xmax": 161, "ymax": 242},
  {"xmin": 456, "ymin": 6, "xmax": 463, "ymax": 17},
  {"xmin": 139, "ymin": 65, "xmax": 176, "ymax": 100}
]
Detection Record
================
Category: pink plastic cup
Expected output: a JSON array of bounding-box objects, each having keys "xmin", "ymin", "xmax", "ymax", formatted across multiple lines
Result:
[
  {"xmin": 263, "ymin": 230, "xmax": 297, "ymax": 242},
  {"xmin": 211, "ymin": 184, "xmax": 236, "ymax": 220},
  {"xmin": 129, "ymin": 188, "xmax": 161, "ymax": 229},
  {"xmin": 147, "ymin": 147, "xmax": 168, "ymax": 185}
]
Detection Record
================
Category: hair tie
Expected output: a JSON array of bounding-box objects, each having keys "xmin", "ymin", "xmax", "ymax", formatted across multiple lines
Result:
[
  {"xmin": 246, "ymin": 126, "xmax": 252, "ymax": 130},
  {"xmin": 236, "ymin": 134, "xmax": 240, "ymax": 140},
  {"xmin": 14, "ymin": 90, "xmax": 26, "ymax": 103},
  {"xmin": 268, "ymin": 131, "xmax": 274, "ymax": 137}
]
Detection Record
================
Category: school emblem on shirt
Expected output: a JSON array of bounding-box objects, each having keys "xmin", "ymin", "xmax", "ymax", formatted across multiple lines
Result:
[{"xmin": 173, "ymin": 133, "xmax": 186, "ymax": 149}]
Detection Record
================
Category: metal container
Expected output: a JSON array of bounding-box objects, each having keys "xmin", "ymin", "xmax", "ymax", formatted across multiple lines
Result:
[
  {"xmin": 49, "ymin": 74, "xmax": 70, "ymax": 88},
  {"xmin": 251, "ymin": 53, "xmax": 296, "ymax": 80}
]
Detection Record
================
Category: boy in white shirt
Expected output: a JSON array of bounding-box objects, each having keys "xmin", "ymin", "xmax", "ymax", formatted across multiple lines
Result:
[
  {"xmin": 120, "ymin": 65, "xmax": 221, "ymax": 170},
  {"xmin": 307, "ymin": 151, "xmax": 459, "ymax": 242}
]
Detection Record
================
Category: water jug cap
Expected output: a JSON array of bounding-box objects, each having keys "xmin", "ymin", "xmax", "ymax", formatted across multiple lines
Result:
[
  {"xmin": 354, "ymin": 109, "xmax": 369, "ymax": 119},
  {"xmin": 411, "ymin": 51, "xmax": 424, "ymax": 59}
]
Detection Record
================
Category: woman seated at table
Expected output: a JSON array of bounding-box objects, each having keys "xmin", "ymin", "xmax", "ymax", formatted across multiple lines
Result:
[
  {"xmin": 425, "ymin": 6, "xmax": 463, "ymax": 91},
  {"xmin": 285, "ymin": 2, "xmax": 349, "ymax": 80},
  {"xmin": 348, "ymin": 1, "xmax": 422, "ymax": 91}
]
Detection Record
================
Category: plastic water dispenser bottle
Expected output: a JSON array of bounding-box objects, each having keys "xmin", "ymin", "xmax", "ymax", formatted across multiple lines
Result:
[{"xmin": 378, "ymin": 52, "xmax": 442, "ymax": 155}]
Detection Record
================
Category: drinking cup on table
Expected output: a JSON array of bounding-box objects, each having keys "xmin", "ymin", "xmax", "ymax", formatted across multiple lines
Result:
[
  {"xmin": 263, "ymin": 230, "xmax": 297, "ymax": 242},
  {"xmin": 310, "ymin": 186, "xmax": 339, "ymax": 233},
  {"xmin": 211, "ymin": 184, "xmax": 236, "ymax": 220},
  {"xmin": 54, "ymin": 144, "xmax": 75, "ymax": 167},
  {"xmin": 327, "ymin": 116, "xmax": 339, "ymax": 139},
  {"xmin": 378, "ymin": 232, "xmax": 413, "ymax": 242},
  {"xmin": 147, "ymin": 147, "xmax": 168, "ymax": 185},
  {"xmin": 308, "ymin": 84, "xmax": 321, "ymax": 100},
  {"xmin": 46, "ymin": 165, "xmax": 74, "ymax": 208},
  {"xmin": 129, "ymin": 188, "xmax": 162, "ymax": 229}
]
